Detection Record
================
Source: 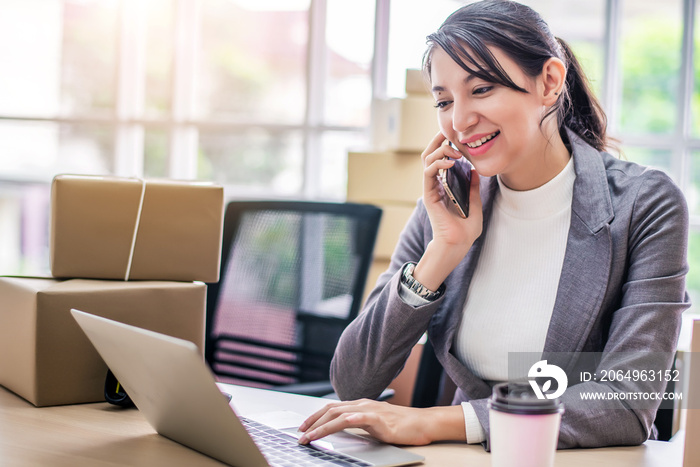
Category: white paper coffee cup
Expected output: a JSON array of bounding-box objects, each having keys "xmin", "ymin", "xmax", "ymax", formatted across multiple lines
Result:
[{"xmin": 488, "ymin": 382, "xmax": 564, "ymax": 467}]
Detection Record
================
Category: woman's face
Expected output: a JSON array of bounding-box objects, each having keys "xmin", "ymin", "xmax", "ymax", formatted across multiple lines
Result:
[{"xmin": 430, "ymin": 45, "xmax": 558, "ymax": 190}]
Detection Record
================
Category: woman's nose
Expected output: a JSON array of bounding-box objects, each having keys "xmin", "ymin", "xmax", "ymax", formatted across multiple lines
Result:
[{"xmin": 452, "ymin": 102, "xmax": 478, "ymax": 133}]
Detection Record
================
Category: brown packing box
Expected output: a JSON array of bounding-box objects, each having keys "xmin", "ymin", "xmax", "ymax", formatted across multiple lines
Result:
[
  {"xmin": 373, "ymin": 203, "xmax": 415, "ymax": 260},
  {"xmin": 347, "ymin": 151, "xmax": 423, "ymax": 204},
  {"xmin": 363, "ymin": 258, "xmax": 392, "ymax": 304},
  {"xmin": 405, "ymin": 68, "xmax": 430, "ymax": 96},
  {"xmin": 0, "ymin": 277, "xmax": 206, "ymax": 407},
  {"xmin": 50, "ymin": 175, "xmax": 224, "ymax": 282},
  {"xmin": 371, "ymin": 96, "xmax": 439, "ymax": 153}
]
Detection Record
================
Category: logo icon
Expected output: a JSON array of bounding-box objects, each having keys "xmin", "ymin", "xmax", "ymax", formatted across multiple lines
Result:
[{"xmin": 528, "ymin": 360, "xmax": 568, "ymax": 400}]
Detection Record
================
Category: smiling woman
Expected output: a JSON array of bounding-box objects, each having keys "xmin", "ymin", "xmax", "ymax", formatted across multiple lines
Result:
[{"xmin": 299, "ymin": 0, "xmax": 691, "ymax": 452}]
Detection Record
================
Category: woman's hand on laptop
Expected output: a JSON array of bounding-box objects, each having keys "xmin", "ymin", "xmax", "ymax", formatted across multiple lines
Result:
[{"xmin": 297, "ymin": 399, "xmax": 466, "ymax": 446}]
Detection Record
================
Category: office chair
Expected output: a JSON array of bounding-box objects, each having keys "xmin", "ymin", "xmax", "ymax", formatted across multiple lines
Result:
[{"xmin": 205, "ymin": 200, "xmax": 382, "ymax": 398}]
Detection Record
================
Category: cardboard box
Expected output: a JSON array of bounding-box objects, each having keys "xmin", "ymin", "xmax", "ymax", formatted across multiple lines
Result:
[
  {"xmin": 50, "ymin": 175, "xmax": 224, "ymax": 282},
  {"xmin": 347, "ymin": 151, "xmax": 423, "ymax": 204},
  {"xmin": 374, "ymin": 203, "xmax": 415, "ymax": 260},
  {"xmin": 363, "ymin": 258, "xmax": 392, "ymax": 304},
  {"xmin": 405, "ymin": 69, "xmax": 430, "ymax": 96},
  {"xmin": 0, "ymin": 277, "xmax": 206, "ymax": 406},
  {"xmin": 372, "ymin": 96, "xmax": 439, "ymax": 153}
]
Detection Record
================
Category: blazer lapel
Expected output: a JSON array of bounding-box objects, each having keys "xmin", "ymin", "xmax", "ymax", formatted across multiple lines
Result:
[{"xmin": 543, "ymin": 130, "xmax": 615, "ymax": 372}]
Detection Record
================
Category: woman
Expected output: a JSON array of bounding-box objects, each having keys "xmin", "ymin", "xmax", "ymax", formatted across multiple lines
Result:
[{"xmin": 299, "ymin": 0, "xmax": 690, "ymax": 449}]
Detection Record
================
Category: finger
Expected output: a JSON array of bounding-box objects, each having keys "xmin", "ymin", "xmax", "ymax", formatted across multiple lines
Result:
[
  {"xmin": 299, "ymin": 401, "xmax": 355, "ymax": 432},
  {"xmin": 425, "ymin": 147, "xmax": 463, "ymax": 174},
  {"xmin": 424, "ymin": 155, "xmax": 460, "ymax": 189},
  {"xmin": 302, "ymin": 403, "xmax": 358, "ymax": 435},
  {"xmin": 440, "ymin": 139, "xmax": 466, "ymax": 161},
  {"xmin": 304, "ymin": 399, "xmax": 381, "ymax": 436},
  {"xmin": 421, "ymin": 131, "xmax": 448, "ymax": 161},
  {"xmin": 300, "ymin": 408, "xmax": 355, "ymax": 443},
  {"xmin": 299, "ymin": 399, "xmax": 369, "ymax": 432},
  {"xmin": 299, "ymin": 411, "xmax": 374, "ymax": 444}
]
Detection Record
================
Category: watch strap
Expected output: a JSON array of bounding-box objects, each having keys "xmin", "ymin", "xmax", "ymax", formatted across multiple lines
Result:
[{"xmin": 401, "ymin": 262, "xmax": 445, "ymax": 301}]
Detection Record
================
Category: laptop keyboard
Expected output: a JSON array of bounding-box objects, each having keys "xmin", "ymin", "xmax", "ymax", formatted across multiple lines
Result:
[{"xmin": 240, "ymin": 416, "xmax": 372, "ymax": 467}]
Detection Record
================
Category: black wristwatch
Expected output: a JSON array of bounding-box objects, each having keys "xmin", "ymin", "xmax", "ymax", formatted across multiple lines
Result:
[{"xmin": 401, "ymin": 262, "xmax": 445, "ymax": 301}]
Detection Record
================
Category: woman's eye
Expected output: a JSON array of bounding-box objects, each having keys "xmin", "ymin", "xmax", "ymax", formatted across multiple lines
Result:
[
  {"xmin": 434, "ymin": 100, "xmax": 452, "ymax": 109},
  {"xmin": 473, "ymin": 86, "xmax": 493, "ymax": 95}
]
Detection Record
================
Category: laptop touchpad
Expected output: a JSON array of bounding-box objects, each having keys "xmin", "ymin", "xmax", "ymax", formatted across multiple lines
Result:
[{"xmin": 247, "ymin": 410, "xmax": 378, "ymax": 450}]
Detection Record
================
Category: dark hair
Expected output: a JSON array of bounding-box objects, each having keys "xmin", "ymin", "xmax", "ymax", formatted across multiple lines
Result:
[{"xmin": 423, "ymin": 0, "xmax": 608, "ymax": 152}]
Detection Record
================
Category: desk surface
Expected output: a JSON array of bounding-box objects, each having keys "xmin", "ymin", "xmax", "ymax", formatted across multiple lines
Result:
[{"xmin": 0, "ymin": 384, "xmax": 685, "ymax": 467}]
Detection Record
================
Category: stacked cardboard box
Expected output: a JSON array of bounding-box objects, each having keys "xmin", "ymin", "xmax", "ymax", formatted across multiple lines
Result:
[
  {"xmin": 348, "ymin": 70, "xmax": 437, "ymax": 407},
  {"xmin": 371, "ymin": 69, "xmax": 438, "ymax": 154},
  {"xmin": 349, "ymin": 69, "xmax": 436, "ymax": 302},
  {"xmin": 0, "ymin": 175, "xmax": 224, "ymax": 406}
]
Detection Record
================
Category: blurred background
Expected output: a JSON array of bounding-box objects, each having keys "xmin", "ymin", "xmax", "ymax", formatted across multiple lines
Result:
[{"xmin": 1, "ymin": 0, "xmax": 700, "ymax": 308}]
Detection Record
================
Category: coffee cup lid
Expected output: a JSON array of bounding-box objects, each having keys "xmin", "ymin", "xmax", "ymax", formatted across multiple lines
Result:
[{"xmin": 488, "ymin": 382, "xmax": 564, "ymax": 415}]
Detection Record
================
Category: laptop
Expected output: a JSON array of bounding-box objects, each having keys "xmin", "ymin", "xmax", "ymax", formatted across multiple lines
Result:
[{"xmin": 70, "ymin": 309, "xmax": 424, "ymax": 467}]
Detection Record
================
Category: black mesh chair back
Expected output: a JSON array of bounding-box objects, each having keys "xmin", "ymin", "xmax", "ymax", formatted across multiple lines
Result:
[{"xmin": 205, "ymin": 200, "xmax": 381, "ymax": 394}]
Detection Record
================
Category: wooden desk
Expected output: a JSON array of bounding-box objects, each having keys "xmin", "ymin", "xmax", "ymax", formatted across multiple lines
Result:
[{"xmin": 0, "ymin": 385, "xmax": 685, "ymax": 466}]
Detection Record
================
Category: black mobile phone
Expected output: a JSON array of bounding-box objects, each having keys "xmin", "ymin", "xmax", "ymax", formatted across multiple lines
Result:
[{"xmin": 440, "ymin": 144, "xmax": 472, "ymax": 218}]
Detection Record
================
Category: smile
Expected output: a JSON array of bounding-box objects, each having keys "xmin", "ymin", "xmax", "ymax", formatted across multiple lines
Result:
[{"xmin": 466, "ymin": 131, "xmax": 500, "ymax": 148}]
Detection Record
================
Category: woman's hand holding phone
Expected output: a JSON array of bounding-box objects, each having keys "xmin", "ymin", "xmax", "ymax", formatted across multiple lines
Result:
[
  {"xmin": 414, "ymin": 132, "xmax": 483, "ymax": 290},
  {"xmin": 440, "ymin": 146, "xmax": 471, "ymax": 218}
]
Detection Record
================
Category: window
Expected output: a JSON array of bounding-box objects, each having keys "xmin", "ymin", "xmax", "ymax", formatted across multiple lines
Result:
[{"xmin": 0, "ymin": 0, "xmax": 374, "ymax": 275}]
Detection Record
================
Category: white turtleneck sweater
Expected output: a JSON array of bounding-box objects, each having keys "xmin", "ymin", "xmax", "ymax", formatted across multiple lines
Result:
[{"xmin": 456, "ymin": 155, "xmax": 575, "ymax": 443}]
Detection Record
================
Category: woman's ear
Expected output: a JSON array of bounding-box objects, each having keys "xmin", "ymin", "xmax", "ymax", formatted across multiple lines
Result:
[{"xmin": 540, "ymin": 57, "xmax": 566, "ymax": 106}]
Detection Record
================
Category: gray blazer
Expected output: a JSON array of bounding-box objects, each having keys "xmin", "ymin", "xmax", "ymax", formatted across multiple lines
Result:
[{"xmin": 330, "ymin": 129, "xmax": 691, "ymax": 449}]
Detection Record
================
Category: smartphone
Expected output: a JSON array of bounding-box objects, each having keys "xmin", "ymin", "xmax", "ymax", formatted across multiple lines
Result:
[{"xmin": 439, "ymin": 143, "xmax": 472, "ymax": 218}]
